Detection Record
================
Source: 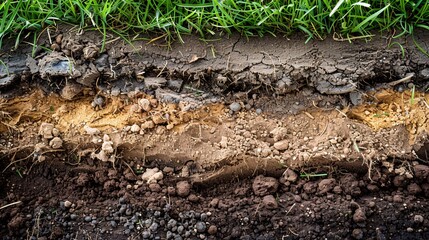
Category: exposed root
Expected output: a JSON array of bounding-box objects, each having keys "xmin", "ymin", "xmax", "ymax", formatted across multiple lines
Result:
[{"xmin": 0, "ymin": 201, "xmax": 22, "ymax": 210}]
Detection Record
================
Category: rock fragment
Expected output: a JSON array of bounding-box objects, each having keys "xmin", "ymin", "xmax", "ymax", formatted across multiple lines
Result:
[
  {"xmin": 84, "ymin": 125, "xmax": 100, "ymax": 135},
  {"xmin": 49, "ymin": 137, "xmax": 63, "ymax": 149},
  {"xmin": 229, "ymin": 102, "xmax": 241, "ymax": 112},
  {"xmin": 39, "ymin": 123, "xmax": 55, "ymax": 139},
  {"xmin": 273, "ymin": 139, "xmax": 289, "ymax": 151}
]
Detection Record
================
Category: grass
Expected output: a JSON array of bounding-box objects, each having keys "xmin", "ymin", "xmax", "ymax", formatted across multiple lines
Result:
[{"xmin": 0, "ymin": 0, "xmax": 428, "ymax": 48}]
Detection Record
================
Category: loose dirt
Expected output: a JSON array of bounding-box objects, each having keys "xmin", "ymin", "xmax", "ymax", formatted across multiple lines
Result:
[{"xmin": 0, "ymin": 26, "xmax": 429, "ymax": 239}]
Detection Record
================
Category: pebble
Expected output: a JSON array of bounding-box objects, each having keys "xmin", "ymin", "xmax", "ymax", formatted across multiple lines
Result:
[
  {"xmin": 84, "ymin": 216, "xmax": 92, "ymax": 222},
  {"xmin": 39, "ymin": 123, "xmax": 54, "ymax": 139},
  {"xmin": 70, "ymin": 214, "xmax": 77, "ymax": 220},
  {"xmin": 414, "ymin": 215, "xmax": 424, "ymax": 223},
  {"xmin": 229, "ymin": 102, "xmax": 241, "ymax": 112},
  {"xmin": 111, "ymin": 220, "xmax": 118, "ymax": 227},
  {"xmin": 92, "ymin": 96, "xmax": 105, "ymax": 108},
  {"xmin": 142, "ymin": 231, "xmax": 150, "ymax": 239},
  {"xmin": 273, "ymin": 139, "xmax": 289, "ymax": 151},
  {"xmin": 138, "ymin": 98, "xmax": 152, "ymax": 112},
  {"xmin": 168, "ymin": 219, "xmax": 177, "ymax": 229},
  {"xmin": 281, "ymin": 169, "xmax": 298, "ymax": 183},
  {"xmin": 195, "ymin": 221, "xmax": 206, "ymax": 233},
  {"xmin": 64, "ymin": 200, "xmax": 72, "ymax": 208},
  {"xmin": 130, "ymin": 124, "xmax": 140, "ymax": 133},
  {"xmin": 150, "ymin": 222, "xmax": 159, "ymax": 232}
]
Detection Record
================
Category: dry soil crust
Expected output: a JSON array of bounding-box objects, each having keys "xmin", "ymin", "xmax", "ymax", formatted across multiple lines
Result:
[{"xmin": 0, "ymin": 26, "xmax": 429, "ymax": 239}]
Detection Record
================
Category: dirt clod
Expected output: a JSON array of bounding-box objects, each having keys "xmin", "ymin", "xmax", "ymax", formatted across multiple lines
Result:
[
  {"xmin": 262, "ymin": 195, "xmax": 278, "ymax": 209},
  {"xmin": 252, "ymin": 175, "xmax": 279, "ymax": 196},
  {"xmin": 414, "ymin": 164, "xmax": 429, "ymax": 180},
  {"xmin": 176, "ymin": 181, "xmax": 192, "ymax": 197},
  {"xmin": 353, "ymin": 208, "xmax": 367, "ymax": 223}
]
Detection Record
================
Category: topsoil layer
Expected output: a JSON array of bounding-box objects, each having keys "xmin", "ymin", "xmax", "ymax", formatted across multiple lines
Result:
[{"xmin": 0, "ymin": 26, "xmax": 429, "ymax": 239}]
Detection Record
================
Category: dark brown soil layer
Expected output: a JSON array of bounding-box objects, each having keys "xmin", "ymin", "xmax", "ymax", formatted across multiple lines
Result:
[{"xmin": 1, "ymin": 157, "xmax": 429, "ymax": 240}]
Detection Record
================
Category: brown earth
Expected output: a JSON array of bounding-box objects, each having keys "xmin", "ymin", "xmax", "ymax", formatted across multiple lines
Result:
[{"xmin": 0, "ymin": 25, "xmax": 429, "ymax": 239}]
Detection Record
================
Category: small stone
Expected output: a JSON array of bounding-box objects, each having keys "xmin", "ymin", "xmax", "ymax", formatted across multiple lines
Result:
[
  {"xmin": 207, "ymin": 225, "xmax": 217, "ymax": 235},
  {"xmin": 408, "ymin": 183, "xmax": 422, "ymax": 195},
  {"xmin": 129, "ymin": 104, "xmax": 141, "ymax": 113},
  {"xmin": 420, "ymin": 68, "xmax": 429, "ymax": 79},
  {"xmin": 138, "ymin": 98, "xmax": 152, "ymax": 112},
  {"xmin": 209, "ymin": 198, "xmax": 219, "ymax": 208},
  {"xmin": 414, "ymin": 215, "xmax": 424, "ymax": 223},
  {"xmin": 61, "ymin": 82, "xmax": 82, "ymax": 100},
  {"xmin": 84, "ymin": 125, "xmax": 100, "ymax": 135},
  {"xmin": 150, "ymin": 222, "xmax": 159, "ymax": 232},
  {"xmin": 176, "ymin": 181, "xmax": 191, "ymax": 197},
  {"xmin": 256, "ymin": 109, "xmax": 262, "ymax": 114},
  {"xmin": 141, "ymin": 120, "xmax": 155, "ymax": 130},
  {"xmin": 64, "ymin": 200, "xmax": 72, "ymax": 208},
  {"xmin": 280, "ymin": 169, "xmax": 298, "ymax": 183},
  {"xmin": 262, "ymin": 195, "xmax": 278, "ymax": 209},
  {"xmin": 273, "ymin": 139, "xmax": 289, "ymax": 151},
  {"xmin": 141, "ymin": 168, "xmax": 158, "ymax": 181},
  {"xmin": 39, "ymin": 123, "xmax": 54, "ymax": 139},
  {"xmin": 111, "ymin": 87, "xmax": 121, "ymax": 96},
  {"xmin": 92, "ymin": 96, "xmax": 105, "ymax": 108},
  {"xmin": 163, "ymin": 166, "xmax": 174, "ymax": 174},
  {"xmin": 84, "ymin": 216, "xmax": 92, "ymax": 222},
  {"xmin": 111, "ymin": 221, "xmax": 117, "ymax": 227},
  {"xmin": 195, "ymin": 222, "xmax": 206, "ymax": 233},
  {"xmin": 142, "ymin": 231, "xmax": 150, "ymax": 239},
  {"xmin": 130, "ymin": 124, "xmax": 141, "ymax": 133},
  {"xmin": 229, "ymin": 102, "xmax": 241, "ymax": 112},
  {"xmin": 349, "ymin": 92, "xmax": 363, "ymax": 106},
  {"xmin": 52, "ymin": 128, "xmax": 60, "ymax": 137},
  {"xmin": 49, "ymin": 137, "xmax": 63, "ymax": 149}
]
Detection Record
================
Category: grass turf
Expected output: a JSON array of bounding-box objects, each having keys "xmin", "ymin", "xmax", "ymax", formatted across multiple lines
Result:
[{"xmin": 0, "ymin": 0, "xmax": 428, "ymax": 48}]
